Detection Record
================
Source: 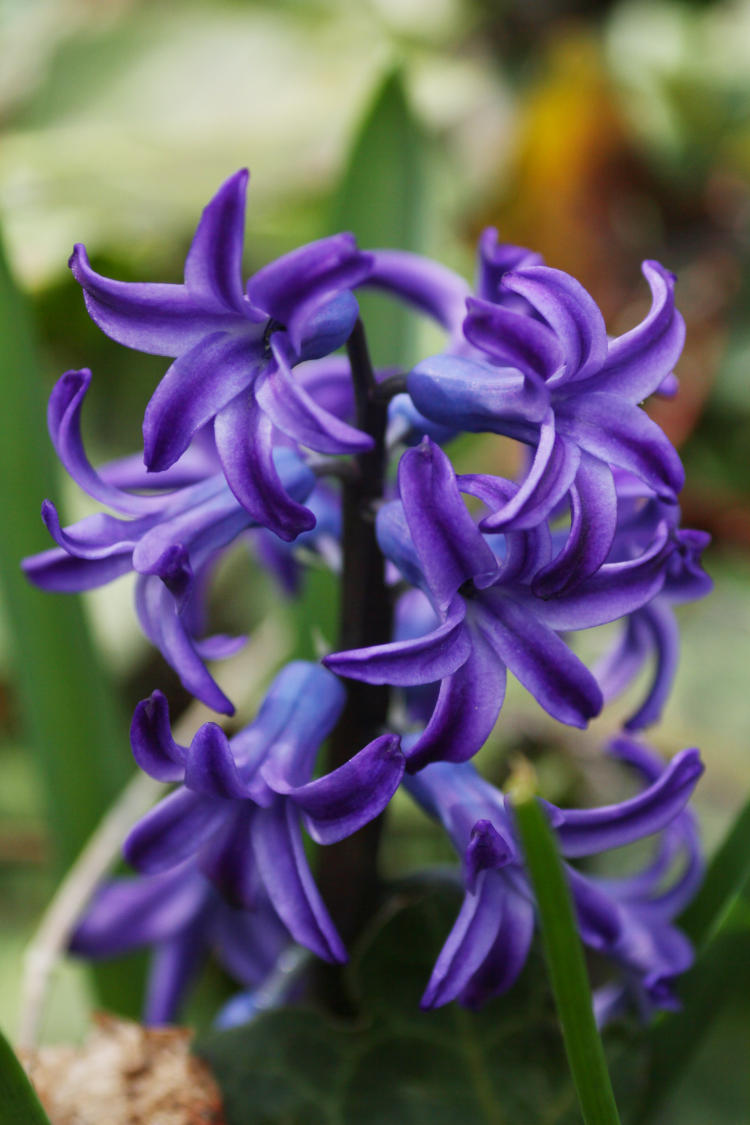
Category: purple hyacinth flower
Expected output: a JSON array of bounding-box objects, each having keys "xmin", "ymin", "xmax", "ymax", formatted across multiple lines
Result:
[
  {"xmin": 404, "ymin": 736, "xmax": 703, "ymax": 1013},
  {"xmin": 70, "ymin": 170, "xmax": 375, "ymax": 538},
  {"xmin": 406, "ymin": 256, "xmax": 686, "ymax": 592},
  {"xmin": 71, "ymin": 860, "xmax": 289, "ymax": 1025},
  {"xmin": 325, "ymin": 438, "xmax": 681, "ymax": 770},
  {"xmin": 22, "ymin": 368, "xmax": 316, "ymax": 713},
  {"xmin": 124, "ymin": 662, "xmax": 404, "ymax": 963}
]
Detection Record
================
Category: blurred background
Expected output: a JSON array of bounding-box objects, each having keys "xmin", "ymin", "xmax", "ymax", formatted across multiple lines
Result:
[{"xmin": 0, "ymin": 0, "xmax": 749, "ymax": 1119}]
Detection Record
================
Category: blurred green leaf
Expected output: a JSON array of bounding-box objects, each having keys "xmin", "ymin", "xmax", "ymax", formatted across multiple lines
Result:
[
  {"xmin": 0, "ymin": 235, "xmax": 142, "ymax": 1014},
  {"xmin": 679, "ymin": 792, "xmax": 750, "ymax": 948},
  {"xmin": 0, "ymin": 1026, "xmax": 51, "ymax": 1125},
  {"xmin": 197, "ymin": 887, "xmax": 644, "ymax": 1125},
  {"xmin": 514, "ymin": 793, "xmax": 621, "ymax": 1125},
  {"xmin": 330, "ymin": 68, "xmax": 431, "ymax": 368},
  {"xmin": 636, "ymin": 899, "xmax": 750, "ymax": 1124}
]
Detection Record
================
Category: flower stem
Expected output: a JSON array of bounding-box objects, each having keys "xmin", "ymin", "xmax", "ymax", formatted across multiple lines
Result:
[{"xmin": 316, "ymin": 319, "xmax": 393, "ymax": 965}]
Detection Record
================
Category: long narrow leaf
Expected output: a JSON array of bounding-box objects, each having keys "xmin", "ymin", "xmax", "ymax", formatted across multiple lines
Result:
[
  {"xmin": 0, "ymin": 1026, "xmax": 51, "ymax": 1125},
  {"xmin": 330, "ymin": 68, "xmax": 431, "ymax": 368},
  {"xmin": 679, "ymin": 792, "xmax": 750, "ymax": 947},
  {"xmin": 514, "ymin": 792, "xmax": 621, "ymax": 1125},
  {"xmin": 0, "ymin": 237, "xmax": 143, "ymax": 1015},
  {"xmin": 0, "ymin": 236, "xmax": 131, "ymax": 873}
]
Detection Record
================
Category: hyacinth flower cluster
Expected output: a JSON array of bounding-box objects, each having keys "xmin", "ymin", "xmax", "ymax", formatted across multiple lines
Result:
[{"xmin": 24, "ymin": 170, "xmax": 712, "ymax": 1025}]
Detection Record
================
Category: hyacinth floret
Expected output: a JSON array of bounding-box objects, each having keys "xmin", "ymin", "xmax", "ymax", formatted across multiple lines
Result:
[{"xmin": 404, "ymin": 737, "xmax": 702, "ymax": 1013}]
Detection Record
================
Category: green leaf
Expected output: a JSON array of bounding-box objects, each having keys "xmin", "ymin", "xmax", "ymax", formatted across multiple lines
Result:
[
  {"xmin": 514, "ymin": 794, "xmax": 622, "ymax": 1125},
  {"xmin": 0, "ymin": 236, "xmax": 131, "ymax": 873},
  {"xmin": 679, "ymin": 792, "xmax": 750, "ymax": 948},
  {"xmin": 197, "ymin": 888, "xmax": 640, "ymax": 1125},
  {"xmin": 0, "ymin": 235, "xmax": 142, "ymax": 1015},
  {"xmin": 330, "ymin": 68, "xmax": 431, "ymax": 368},
  {"xmin": 0, "ymin": 1026, "xmax": 51, "ymax": 1125},
  {"xmin": 635, "ymin": 898, "xmax": 750, "ymax": 1124}
]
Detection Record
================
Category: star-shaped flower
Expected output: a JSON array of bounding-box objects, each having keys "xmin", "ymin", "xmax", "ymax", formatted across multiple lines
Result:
[
  {"xmin": 125, "ymin": 662, "xmax": 404, "ymax": 962},
  {"xmin": 325, "ymin": 438, "xmax": 679, "ymax": 770},
  {"xmin": 70, "ymin": 170, "xmax": 375, "ymax": 538},
  {"xmin": 405, "ymin": 736, "xmax": 702, "ymax": 1013}
]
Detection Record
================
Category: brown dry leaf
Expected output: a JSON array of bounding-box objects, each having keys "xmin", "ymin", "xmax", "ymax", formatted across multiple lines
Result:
[{"xmin": 20, "ymin": 1013, "xmax": 225, "ymax": 1125}]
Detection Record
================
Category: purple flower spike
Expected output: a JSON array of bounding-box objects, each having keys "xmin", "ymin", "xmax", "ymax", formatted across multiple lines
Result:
[
  {"xmin": 70, "ymin": 171, "xmax": 374, "ymax": 529},
  {"xmin": 405, "ymin": 736, "xmax": 703, "ymax": 1014},
  {"xmin": 325, "ymin": 439, "xmax": 606, "ymax": 769},
  {"xmin": 124, "ymin": 662, "xmax": 403, "ymax": 963}
]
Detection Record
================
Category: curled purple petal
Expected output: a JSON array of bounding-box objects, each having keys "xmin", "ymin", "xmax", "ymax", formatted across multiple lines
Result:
[
  {"xmin": 478, "ymin": 422, "xmax": 580, "ymax": 533},
  {"xmin": 465, "ymin": 819, "xmax": 514, "ymax": 891},
  {"xmin": 250, "ymin": 799, "xmax": 346, "ymax": 963},
  {"xmin": 459, "ymin": 891, "xmax": 535, "ymax": 1006},
  {"xmin": 265, "ymin": 733, "xmax": 404, "ymax": 845},
  {"xmin": 590, "ymin": 261, "xmax": 685, "ymax": 402},
  {"xmin": 185, "ymin": 723, "xmax": 254, "ymax": 799},
  {"xmin": 69, "ymin": 245, "xmax": 236, "ymax": 357},
  {"xmin": 464, "ymin": 295, "xmax": 564, "ymax": 380},
  {"xmin": 405, "ymin": 621, "xmax": 507, "ymax": 770},
  {"xmin": 124, "ymin": 788, "xmax": 226, "ymax": 874},
  {"xmin": 130, "ymin": 691, "xmax": 186, "ymax": 782},
  {"xmin": 531, "ymin": 452, "xmax": 618, "ymax": 597},
  {"xmin": 479, "ymin": 593, "xmax": 602, "ymax": 728},
  {"xmin": 623, "ymin": 602, "xmax": 680, "ymax": 731},
  {"xmin": 184, "ymin": 169, "xmax": 248, "ymax": 312},
  {"xmin": 527, "ymin": 523, "xmax": 671, "ymax": 631},
  {"xmin": 143, "ymin": 332, "xmax": 260, "ymax": 472},
  {"xmin": 70, "ymin": 867, "xmax": 207, "ymax": 956},
  {"xmin": 48, "ymin": 369, "xmax": 167, "ymax": 514},
  {"xmin": 554, "ymin": 748, "xmax": 703, "ymax": 857},
  {"xmin": 215, "ymin": 396, "xmax": 316, "ymax": 541},
  {"xmin": 421, "ymin": 872, "xmax": 506, "ymax": 1009},
  {"xmin": 23, "ymin": 541, "xmax": 134, "ymax": 592},
  {"xmin": 398, "ymin": 439, "xmax": 498, "ymax": 609},
  {"xmin": 323, "ymin": 596, "xmax": 470, "ymax": 687},
  {"xmin": 555, "ymin": 391, "xmax": 684, "ymax": 499},
  {"xmin": 502, "ymin": 266, "xmax": 608, "ymax": 382},
  {"xmin": 477, "ymin": 227, "xmax": 543, "ymax": 303},
  {"xmin": 40, "ymin": 500, "xmax": 149, "ymax": 559},
  {"xmin": 135, "ymin": 574, "xmax": 236, "ymax": 714}
]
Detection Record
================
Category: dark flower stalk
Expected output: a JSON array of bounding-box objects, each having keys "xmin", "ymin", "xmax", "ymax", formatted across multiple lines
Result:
[{"xmin": 316, "ymin": 318, "xmax": 393, "ymax": 948}]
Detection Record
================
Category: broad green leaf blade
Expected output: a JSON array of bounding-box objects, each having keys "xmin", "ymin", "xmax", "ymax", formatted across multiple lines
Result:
[
  {"xmin": 197, "ymin": 889, "xmax": 640, "ymax": 1125},
  {"xmin": 635, "ymin": 898, "xmax": 750, "ymax": 1124},
  {"xmin": 514, "ymin": 795, "xmax": 621, "ymax": 1125},
  {"xmin": 0, "ymin": 1026, "xmax": 51, "ymax": 1125},
  {"xmin": 679, "ymin": 792, "xmax": 750, "ymax": 947},
  {"xmin": 0, "ymin": 236, "xmax": 130, "ymax": 874},
  {"xmin": 330, "ymin": 68, "xmax": 431, "ymax": 369}
]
